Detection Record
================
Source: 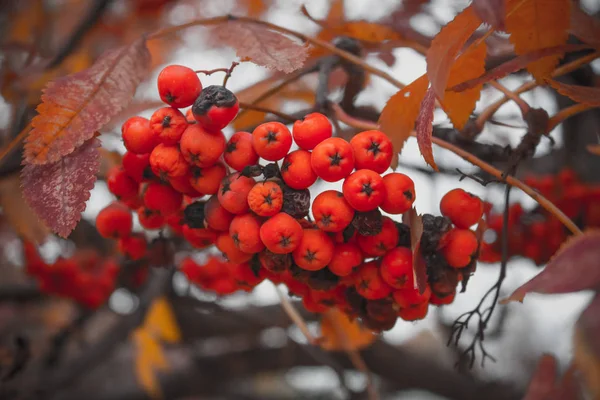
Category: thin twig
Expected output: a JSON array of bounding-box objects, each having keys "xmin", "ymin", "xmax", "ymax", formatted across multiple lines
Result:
[
  {"xmin": 238, "ymin": 102, "xmax": 298, "ymax": 122},
  {"xmin": 0, "ymin": 123, "xmax": 32, "ymax": 166},
  {"xmin": 488, "ymin": 81, "xmax": 529, "ymax": 116},
  {"xmin": 275, "ymin": 284, "xmax": 319, "ymax": 345},
  {"xmin": 547, "ymin": 102, "xmax": 599, "ymax": 132}
]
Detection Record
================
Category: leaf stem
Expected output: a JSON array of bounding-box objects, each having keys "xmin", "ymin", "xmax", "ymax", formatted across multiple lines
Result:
[
  {"xmin": 330, "ymin": 103, "xmax": 582, "ymax": 235},
  {"xmin": 547, "ymin": 102, "xmax": 599, "ymax": 132}
]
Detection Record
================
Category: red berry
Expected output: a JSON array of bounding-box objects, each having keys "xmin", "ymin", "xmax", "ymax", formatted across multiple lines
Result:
[
  {"xmin": 247, "ymin": 181, "xmax": 283, "ymax": 217},
  {"xmin": 169, "ymin": 172, "xmax": 203, "ymax": 197},
  {"xmin": 380, "ymin": 246, "xmax": 413, "ymax": 289},
  {"xmin": 190, "ymin": 163, "xmax": 227, "ymax": 195},
  {"xmin": 393, "ymin": 285, "xmax": 431, "ymax": 308},
  {"xmin": 229, "ymin": 213, "xmax": 265, "ymax": 254},
  {"xmin": 349, "ymin": 130, "xmax": 393, "ymax": 173},
  {"xmin": 397, "ymin": 301, "xmax": 429, "ymax": 321},
  {"xmin": 224, "ymin": 131, "xmax": 259, "ymax": 171},
  {"xmin": 143, "ymin": 182, "xmax": 182, "ymax": 215},
  {"xmin": 355, "ymin": 261, "xmax": 393, "ymax": 300},
  {"xmin": 216, "ymin": 234, "xmax": 253, "ymax": 263},
  {"xmin": 292, "ymin": 112, "xmax": 332, "ymax": 150},
  {"xmin": 312, "ymin": 190, "xmax": 355, "ymax": 232},
  {"xmin": 122, "ymin": 116, "xmax": 158, "ymax": 154},
  {"xmin": 342, "ymin": 169, "xmax": 386, "ymax": 212},
  {"xmin": 122, "ymin": 152, "xmax": 152, "ymax": 182},
  {"xmin": 149, "ymin": 143, "xmax": 189, "ymax": 179},
  {"xmin": 96, "ymin": 202, "xmax": 132, "ymax": 238},
  {"xmin": 150, "ymin": 107, "xmax": 188, "ymax": 145},
  {"xmin": 107, "ymin": 167, "xmax": 139, "ymax": 200},
  {"xmin": 281, "ymin": 149, "xmax": 318, "ymax": 190},
  {"xmin": 217, "ymin": 173, "xmax": 255, "ymax": 214},
  {"xmin": 380, "ymin": 173, "xmax": 415, "ymax": 214},
  {"xmin": 328, "ymin": 243, "xmax": 363, "ymax": 277},
  {"xmin": 204, "ymin": 195, "xmax": 234, "ymax": 231},
  {"xmin": 137, "ymin": 207, "xmax": 165, "ymax": 230},
  {"xmin": 292, "ymin": 229, "xmax": 334, "ymax": 271},
  {"xmin": 259, "ymin": 212, "xmax": 303, "ymax": 254},
  {"xmin": 252, "ymin": 122, "xmax": 293, "ymax": 161},
  {"xmin": 440, "ymin": 228, "xmax": 478, "ymax": 268},
  {"xmin": 440, "ymin": 189, "xmax": 484, "ymax": 228},
  {"xmin": 311, "ymin": 137, "xmax": 355, "ymax": 182},
  {"xmin": 429, "ymin": 291, "xmax": 456, "ymax": 305},
  {"xmin": 356, "ymin": 216, "xmax": 399, "ymax": 256},
  {"xmin": 192, "ymin": 85, "xmax": 239, "ymax": 132},
  {"xmin": 157, "ymin": 65, "xmax": 202, "ymax": 108},
  {"xmin": 118, "ymin": 234, "xmax": 147, "ymax": 260},
  {"xmin": 179, "ymin": 124, "xmax": 226, "ymax": 168},
  {"xmin": 183, "ymin": 225, "xmax": 218, "ymax": 248}
]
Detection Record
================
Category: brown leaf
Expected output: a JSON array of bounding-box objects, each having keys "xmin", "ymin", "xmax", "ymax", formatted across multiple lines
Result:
[
  {"xmin": 378, "ymin": 74, "xmax": 429, "ymax": 161},
  {"xmin": 449, "ymin": 44, "xmax": 589, "ymax": 92},
  {"xmin": 402, "ymin": 207, "xmax": 426, "ymax": 293},
  {"xmin": 501, "ymin": 230, "xmax": 600, "ymax": 303},
  {"xmin": 415, "ymin": 87, "xmax": 438, "ymax": 170},
  {"xmin": 569, "ymin": 6, "xmax": 600, "ymax": 50},
  {"xmin": 319, "ymin": 308, "xmax": 375, "ymax": 351},
  {"xmin": 23, "ymin": 38, "xmax": 150, "ymax": 165},
  {"xmin": 426, "ymin": 5, "xmax": 481, "ymax": 100},
  {"xmin": 587, "ymin": 144, "xmax": 600, "ymax": 156},
  {"xmin": 211, "ymin": 21, "xmax": 308, "ymax": 74},
  {"xmin": 21, "ymin": 138, "xmax": 101, "ymax": 238},
  {"xmin": 441, "ymin": 40, "xmax": 487, "ymax": 130},
  {"xmin": 98, "ymin": 148, "xmax": 123, "ymax": 179},
  {"xmin": 547, "ymin": 79, "xmax": 600, "ymax": 106},
  {"xmin": 574, "ymin": 292, "xmax": 600, "ymax": 398},
  {"xmin": 0, "ymin": 174, "xmax": 49, "ymax": 243},
  {"xmin": 505, "ymin": 0, "xmax": 571, "ymax": 81},
  {"xmin": 473, "ymin": 0, "xmax": 506, "ymax": 31},
  {"xmin": 523, "ymin": 354, "xmax": 558, "ymax": 400}
]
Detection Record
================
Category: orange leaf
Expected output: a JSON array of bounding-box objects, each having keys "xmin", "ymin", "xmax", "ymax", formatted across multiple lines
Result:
[
  {"xmin": 415, "ymin": 87, "xmax": 438, "ymax": 170},
  {"xmin": 211, "ymin": 21, "xmax": 308, "ymax": 74},
  {"xmin": 574, "ymin": 293, "xmax": 600, "ymax": 398},
  {"xmin": 441, "ymin": 40, "xmax": 487, "ymax": 130},
  {"xmin": 473, "ymin": 0, "xmax": 506, "ymax": 31},
  {"xmin": 23, "ymin": 38, "xmax": 150, "ymax": 165},
  {"xmin": 426, "ymin": 5, "xmax": 481, "ymax": 100},
  {"xmin": 319, "ymin": 309, "xmax": 375, "ymax": 351},
  {"xmin": 378, "ymin": 74, "xmax": 429, "ymax": 158},
  {"xmin": 569, "ymin": 6, "xmax": 600, "ymax": 50},
  {"xmin": 402, "ymin": 207, "xmax": 426, "ymax": 293},
  {"xmin": 587, "ymin": 144, "xmax": 600, "ymax": 156},
  {"xmin": 505, "ymin": 0, "xmax": 571, "ymax": 81},
  {"xmin": 547, "ymin": 79, "xmax": 600, "ymax": 106}
]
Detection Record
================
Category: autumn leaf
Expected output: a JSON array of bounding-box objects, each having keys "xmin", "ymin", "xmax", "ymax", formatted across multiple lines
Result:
[
  {"xmin": 426, "ymin": 5, "xmax": 481, "ymax": 100},
  {"xmin": 522, "ymin": 354, "xmax": 558, "ymax": 400},
  {"xmin": 441, "ymin": 41, "xmax": 487, "ymax": 130},
  {"xmin": 21, "ymin": 138, "xmax": 101, "ymax": 238},
  {"xmin": 588, "ymin": 144, "xmax": 600, "ymax": 156},
  {"xmin": 211, "ymin": 21, "xmax": 308, "ymax": 74},
  {"xmin": 402, "ymin": 207, "xmax": 426, "ymax": 293},
  {"xmin": 132, "ymin": 296, "xmax": 181, "ymax": 399},
  {"xmin": 505, "ymin": 0, "xmax": 571, "ymax": 81},
  {"xmin": 501, "ymin": 230, "xmax": 600, "ymax": 303},
  {"xmin": 569, "ymin": 6, "xmax": 600, "ymax": 50},
  {"xmin": 574, "ymin": 292, "xmax": 600, "ymax": 398},
  {"xmin": 23, "ymin": 38, "xmax": 150, "ymax": 165},
  {"xmin": 547, "ymin": 79, "xmax": 600, "ymax": 106},
  {"xmin": 415, "ymin": 87, "xmax": 438, "ymax": 170},
  {"xmin": 473, "ymin": 0, "xmax": 506, "ymax": 31},
  {"xmin": 378, "ymin": 74, "xmax": 429, "ymax": 163},
  {"xmin": 0, "ymin": 174, "xmax": 49, "ymax": 243},
  {"xmin": 449, "ymin": 44, "xmax": 588, "ymax": 93},
  {"xmin": 319, "ymin": 309, "xmax": 375, "ymax": 351}
]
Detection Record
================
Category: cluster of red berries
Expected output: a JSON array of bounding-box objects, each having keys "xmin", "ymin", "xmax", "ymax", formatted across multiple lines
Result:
[
  {"xmin": 480, "ymin": 169, "xmax": 600, "ymax": 265},
  {"xmin": 23, "ymin": 242, "xmax": 119, "ymax": 309},
  {"xmin": 93, "ymin": 63, "xmax": 485, "ymax": 331}
]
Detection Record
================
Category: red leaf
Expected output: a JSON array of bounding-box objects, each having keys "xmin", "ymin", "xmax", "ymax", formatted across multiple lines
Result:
[
  {"xmin": 473, "ymin": 0, "xmax": 506, "ymax": 31},
  {"xmin": 212, "ymin": 21, "xmax": 308, "ymax": 73},
  {"xmin": 23, "ymin": 38, "xmax": 150, "ymax": 165},
  {"xmin": 378, "ymin": 74, "xmax": 430, "ymax": 159},
  {"xmin": 505, "ymin": 0, "xmax": 571, "ymax": 81},
  {"xmin": 548, "ymin": 79, "xmax": 600, "ymax": 107},
  {"xmin": 402, "ymin": 207, "xmax": 426, "ymax": 293},
  {"xmin": 449, "ymin": 44, "xmax": 589, "ymax": 92},
  {"xmin": 501, "ymin": 231, "xmax": 600, "ymax": 303},
  {"xmin": 441, "ymin": 40, "xmax": 487, "ymax": 130},
  {"xmin": 426, "ymin": 5, "xmax": 481, "ymax": 100},
  {"xmin": 21, "ymin": 138, "xmax": 100, "ymax": 238},
  {"xmin": 523, "ymin": 354, "xmax": 558, "ymax": 400},
  {"xmin": 574, "ymin": 292, "xmax": 600, "ymax": 397},
  {"xmin": 415, "ymin": 87, "xmax": 438, "ymax": 170},
  {"xmin": 569, "ymin": 6, "xmax": 600, "ymax": 50}
]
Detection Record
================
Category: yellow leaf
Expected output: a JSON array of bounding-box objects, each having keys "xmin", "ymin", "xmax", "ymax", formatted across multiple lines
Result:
[
  {"xmin": 378, "ymin": 74, "xmax": 430, "ymax": 160},
  {"xmin": 441, "ymin": 40, "xmax": 487, "ymax": 130},
  {"xmin": 132, "ymin": 297, "xmax": 181, "ymax": 399},
  {"xmin": 0, "ymin": 173, "xmax": 49, "ymax": 243},
  {"xmin": 320, "ymin": 309, "xmax": 375, "ymax": 351},
  {"xmin": 506, "ymin": 0, "xmax": 571, "ymax": 81}
]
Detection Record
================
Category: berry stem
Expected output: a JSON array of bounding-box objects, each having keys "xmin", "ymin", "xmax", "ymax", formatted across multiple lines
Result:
[
  {"xmin": 547, "ymin": 102, "xmax": 599, "ymax": 132},
  {"xmin": 147, "ymin": 15, "xmax": 406, "ymax": 89},
  {"xmin": 0, "ymin": 122, "xmax": 32, "ymax": 166},
  {"xmin": 330, "ymin": 103, "xmax": 583, "ymax": 236},
  {"xmin": 238, "ymin": 102, "xmax": 297, "ymax": 122}
]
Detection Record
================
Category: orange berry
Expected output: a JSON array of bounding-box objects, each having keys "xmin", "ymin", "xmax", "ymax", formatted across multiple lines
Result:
[
  {"xmin": 229, "ymin": 213, "xmax": 265, "ymax": 254},
  {"xmin": 217, "ymin": 173, "xmax": 255, "ymax": 214},
  {"xmin": 260, "ymin": 213, "xmax": 303, "ymax": 254},
  {"xmin": 252, "ymin": 122, "xmax": 293, "ymax": 161},
  {"xmin": 204, "ymin": 195, "xmax": 234, "ymax": 231},
  {"xmin": 292, "ymin": 229, "xmax": 334, "ymax": 271},
  {"xmin": 355, "ymin": 261, "xmax": 393, "ymax": 300},
  {"xmin": 149, "ymin": 143, "xmax": 189, "ymax": 179},
  {"xmin": 247, "ymin": 181, "xmax": 283, "ymax": 217},
  {"xmin": 342, "ymin": 169, "xmax": 386, "ymax": 212},
  {"xmin": 281, "ymin": 149, "xmax": 318, "ymax": 190},
  {"xmin": 328, "ymin": 243, "xmax": 363, "ymax": 277},
  {"xmin": 189, "ymin": 163, "xmax": 226, "ymax": 195},
  {"xmin": 216, "ymin": 233, "xmax": 253, "ymax": 263},
  {"xmin": 179, "ymin": 124, "xmax": 226, "ymax": 167},
  {"xmin": 150, "ymin": 107, "xmax": 188, "ymax": 145},
  {"xmin": 122, "ymin": 116, "xmax": 158, "ymax": 154},
  {"xmin": 311, "ymin": 190, "xmax": 354, "ymax": 232},
  {"xmin": 157, "ymin": 65, "xmax": 202, "ymax": 108},
  {"xmin": 292, "ymin": 112, "xmax": 332, "ymax": 150},
  {"xmin": 349, "ymin": 130, "xmax": 393, "ymax": 173},
  {"xmin": 440, "ymin": 228, "xmax": 478, "ymax": 268},
  {"xmin": 311, "ymin": 137, "xmax": 355, "ymax": 182},
  {"xmin": 380, "ymin": 173, "xmax": 415, "ymax": 214},
  {"xmin": 440, "ymin": 188, "xmax": 483, "ymax": 228},
  {"xmin": 224, "ymin": 131, "xmax": 259, "ymax": 171},
  {"xmin": 356, "ymin": 216, "xmax": 398, "ymax": 256}
]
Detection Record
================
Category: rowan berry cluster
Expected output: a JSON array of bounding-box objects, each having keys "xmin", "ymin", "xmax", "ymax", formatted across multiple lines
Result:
[
  {"xmin": 94, "ymin": 63, "xmax": 485, "ymax": 331},
  {"xmin": 23, "ymin": 242, "xmax": 119, "ymax": 308},
  {"xmin": 480, "ymin": 169, "xmax": 600, "ymax": 265}
]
